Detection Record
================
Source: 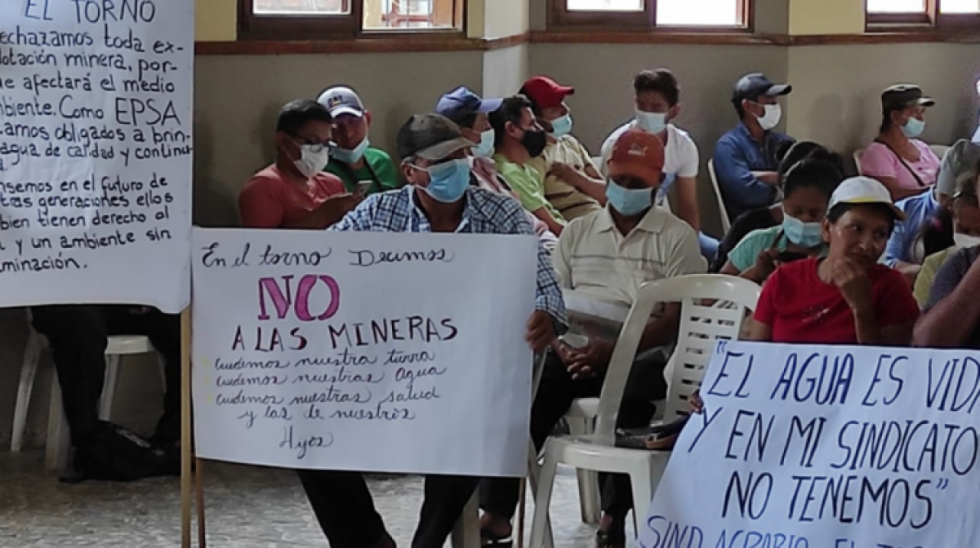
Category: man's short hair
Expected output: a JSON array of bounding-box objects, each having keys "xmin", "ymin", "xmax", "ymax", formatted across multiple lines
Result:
[
  {"xmin": 633, "ymin": 69, "xmax": 680, "ymax": 106},
  {"xmin": 276, "ymin": 99, "xmax": 332, "ymax": 135},
  {"xmin": 488, "ymin": 95, "xmax": 532, "ymax": 147}
]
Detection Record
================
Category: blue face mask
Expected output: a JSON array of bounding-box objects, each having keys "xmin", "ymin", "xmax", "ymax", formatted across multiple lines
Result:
[
  {"xmin": 422, "ymin": 158, "xmax": 471, "ymax": 203},
  {"xmin": 473, "ymin": 129, "xmax": 495, "ymax": 158},
  {"xmin": 782, "ymin": 213, "xmax": 824, "ymax": 248},
  {"xmin": 902, "ymin": 117, "xmax": 926, "ymax": 138},
  {"xmin": 635, "ymin": 110, "xmax": 667, "ymax": 134},
  {"xmin": 549, "ymin": 114, "xmax": 573, "ymax": 137},
  {"xmin": 332, "ymin": 137, "xmax": 370, "ymax": 164},
  {"xmin": 606, "ymin": 180, "xmax": 653, "ymax": 217}
]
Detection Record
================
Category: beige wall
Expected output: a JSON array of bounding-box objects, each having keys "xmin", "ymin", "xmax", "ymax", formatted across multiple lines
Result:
[
  {"xmin": 196, "ymin": 0, "xmax": 237, "ymax": 41},
  {"xmin": 788, "ymin": 0, "xmax": 864, "ymax": 35}
]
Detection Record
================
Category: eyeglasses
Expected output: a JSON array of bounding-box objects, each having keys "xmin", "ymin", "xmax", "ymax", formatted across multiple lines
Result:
[{"xmin": 290, "ymin": 134, "xmax": 334, "ymax": 154}]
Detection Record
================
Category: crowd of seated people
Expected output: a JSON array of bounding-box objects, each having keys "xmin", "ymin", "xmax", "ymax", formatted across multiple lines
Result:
[{"xmin": 33, "ymin": 65, "xmax": 980, "ymax": 548}]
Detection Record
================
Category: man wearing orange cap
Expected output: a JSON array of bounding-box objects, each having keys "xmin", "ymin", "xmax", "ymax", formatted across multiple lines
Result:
[
  {"xmin": 479, "ymin": 130, "xmax": 705, "ymax": 547},
  {"xmin": 521, "ymin": 75, "xmax": 606, "ymax": 221}
]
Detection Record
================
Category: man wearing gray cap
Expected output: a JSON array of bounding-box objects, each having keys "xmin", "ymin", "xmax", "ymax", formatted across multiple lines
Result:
[
  {"xmin": 296, "ymin": 114, "xmax": 566, "ymax": 548},
  {"xmin": 714, "ymin": 72, "xmax": 796, "ymax": 223},
  {"xmin": 317, "ymin": 85, "xmax": 400, "ymax": 195}
]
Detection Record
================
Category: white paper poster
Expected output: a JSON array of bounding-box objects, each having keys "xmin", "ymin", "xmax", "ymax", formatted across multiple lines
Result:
[
  {"xmin": 0, "ymin": 0, "xmax": 192, "ymax": 312},
  {"xmin": 641, "ymin": 340, "xmax": 980, "ymax": 548},
  {"xmin": 191, "ymin": 228, "xmax": 538, "ymax": 477}
]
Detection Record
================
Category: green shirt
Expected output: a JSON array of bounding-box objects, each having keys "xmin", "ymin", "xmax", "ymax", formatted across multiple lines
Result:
[
  {"xmin": 914, "ymin": 246, "xmax": 956, "ymax": 308},
  {"xmin": 728, "ymin": 225, "xmax": 827, "ymax": 272},
  {"xmin": 326, "ymin": 147, "xmax": 400, "ymax": 195},
  {"xmin": 493, "ymin": 154, "xmax": 566, "ymax": 225}
]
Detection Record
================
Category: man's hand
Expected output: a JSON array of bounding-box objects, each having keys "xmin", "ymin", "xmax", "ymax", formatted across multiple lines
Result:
[
  {"xmin": 751, "ymin": 171, "xmax": 781, "ymax": 186},
  {"xmin": 565, "ymin": 338, "xmax": 615, "ymax": 380},
  {"xmin": 318, "ymin": 193, "xmax": 363, "ymax": 224},
  {"xmin": 742, "ymin": 248, "xmax": 779, "ymax": 283},
  {"xmin": 547, "ymin": 162, "xmax": 580, "ymax": 185},
  {"xmin": 690, "ymin": 390, "xmax": 704, "ymax": 414},
  {"xmin": 830, "ymin": 258, "xmax": 873, "ymax": 314},
  {"xmin": 526, "ymin": 310, "xmax": 557, "ymax": 353}
]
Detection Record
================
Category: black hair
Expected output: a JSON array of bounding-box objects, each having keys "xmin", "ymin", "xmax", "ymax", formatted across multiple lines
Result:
[
  {"xmin": 826, "ymin": 202, "xmax": 897, "ymax": 235},
  {"xmin": 778, "ymin": 141, "xmax": 823, "ymax": 176},
  {"xmin": 633, "ymin": 69, "xmax": 680, "ymax": 106},
  {"xmin": 489, "ymin": 95, "xmax": 532, "ymax": 147},
  {"xmin": 455, "ymin": 112, "xmax": 478, "ymax": 130},
  {"xmin": 782, "ymin": 156, "xmax": 844, "ymax": 202},
  {"xmin": 916, "ymin": 208, "xmax": 954, "ymax": 258},
  {"xmin": 276, "ymin": 99, "xmax": 331, "ymax": 135},
  {"xmin": 517, "ymin": 85, "xmax": 540, "ymax": 114},
  {"xmin": 880, "ymin": 107, "xmax": 901, "ymax": 133}
]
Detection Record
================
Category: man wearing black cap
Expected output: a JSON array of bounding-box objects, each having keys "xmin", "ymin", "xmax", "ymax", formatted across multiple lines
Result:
[
  {"xmin": 297, "ymin": 113, "xmax": 566, "ymax": 548},
  {"xmin": 713, "ymin": 72, "xmax": 796, "ymax": 223}
]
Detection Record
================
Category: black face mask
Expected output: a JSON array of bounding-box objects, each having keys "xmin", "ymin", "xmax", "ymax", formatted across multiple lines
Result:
[{"xmin": 520, "ymin": 129, "xmax": 547, "ymax": 158}]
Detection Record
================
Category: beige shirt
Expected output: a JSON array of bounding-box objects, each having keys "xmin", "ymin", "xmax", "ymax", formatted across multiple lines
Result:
[
  {"xmin": 553, "ymin": 205, "xmax": 706, "ymax": 311},
  {"xmin": 527, "ymin": 135, "xmax": 602, "ymax": 222}
]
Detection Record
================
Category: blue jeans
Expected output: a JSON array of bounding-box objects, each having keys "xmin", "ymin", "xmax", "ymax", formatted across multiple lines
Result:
[{"xmin": 699, "ymin": 232, "xmax": 720, "ymax": 263}]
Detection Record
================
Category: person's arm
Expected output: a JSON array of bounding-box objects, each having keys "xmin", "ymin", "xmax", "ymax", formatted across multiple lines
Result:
[
  {"xmin": 713, "ymin": 137, "xmax": 778, "ymax": 209},
  {"xmin": 673, "ymin": 177, "xmax": 700, "ymax": 231},
  {"xmin": 552, "ymin": 224, "xmax": 574, "ymax": 289},
  {"xmin": 532, "ymin": 207, "xmax": 564, "ymax": 236},
  {"xmin": 832, "ymin": 259, "xmax": 915, "ymax": 346},
  {"xmin": 500, "ymin": 162, "xmax": 565, "ymax": 233},
  {"xmin": 914, "ymin": 251, "xmax": 980, "ymax": 347},
  {"xmin": 913, "ymin": 254, "xmax": 941, "ymax": 308},
  {"xmin": 327, "ymin": 194, "xmax": 380, "ymax": 232},
  {"xmin": 860, "ymin": 145, "xmax": 918, "ymax": 201},
  {"xmin": 550, "ymin": 163, "xmax": 607, "ymax": 205},
  {"xmin": 748, "ymin": 319, "xmax": 773, "ymax": 341}
]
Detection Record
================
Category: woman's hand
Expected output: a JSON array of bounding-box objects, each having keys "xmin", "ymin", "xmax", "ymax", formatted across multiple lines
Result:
[
  {"xmin": 742, "ymin": 249, "xmax": 779, "ymax": 283},
  {"xmin": 830, "ymin": 258, "xmax": 874, "ymax": 314},
  {"xmin": 689, "ymin": 390, "xmax": 704, "ymax": 414}
]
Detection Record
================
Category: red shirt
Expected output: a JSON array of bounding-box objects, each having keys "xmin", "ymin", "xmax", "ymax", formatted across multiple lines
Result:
[
  {"xmin": 239, "ymin": 165, "xmax": 345, "ymax": 228},
  {"xmin": 754, "ymin": 257, "xmax": 919, "ymax": 344}
]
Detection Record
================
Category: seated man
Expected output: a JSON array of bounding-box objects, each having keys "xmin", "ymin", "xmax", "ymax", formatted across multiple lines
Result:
[
  {"xmin": 317, "ymin": 85, "xmax": 400, "ymax": 195},
  {"xmin": 480, "ymin": 130, "xmax": 705, "ymax": 548},
  {"xmin": 296, "ymin": 113, "xmax": 566, "ymax": 548},
  {"xmin": 520, "ymin": 75, "xmax": 605, "ymax": 221},
  {"xmin": 30, "ymin": 305, "xmax": 181, "ymax": 477},
  {"xmin": 239, "ymin": 99, "xmax": 360, "ymax": 229},
  {"xmin": 714, "ymin": 73, "xmax": 795, "ymax": 223},
  {"xmin": 490, "ymin": 95, "xmax": 567, "ymax": 235},
  {"xmin": 434, "ymin": 86, "xmax": 558, "ymax": 251},
  {"xmin": 600, "ymin": 68, "xmax": 718, "ymax": 260}
]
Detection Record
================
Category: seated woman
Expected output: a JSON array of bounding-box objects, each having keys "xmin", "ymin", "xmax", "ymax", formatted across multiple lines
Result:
[
  {"xmin": 914, "ymin": 174, "xmax": 980, "ymax": 307},
  {"xmin": 859, "ymin": 85, "xmax": 941, "ymax": 202},
  {"xmin": 750, "ymin": 176, "xmax": 920, "ymax": 345},
  {"xmin": 719, "ymin": 154, "xmax": 844, "ymax": 284},
  {"xmin": 711, "ymin": 142, "xmax": 841, "ymax": 271}
]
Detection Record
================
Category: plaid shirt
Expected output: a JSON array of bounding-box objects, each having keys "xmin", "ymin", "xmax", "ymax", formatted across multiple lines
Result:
[{"xmin": 331, "ymin": 185, "xmax": 566, "ymax": 327}]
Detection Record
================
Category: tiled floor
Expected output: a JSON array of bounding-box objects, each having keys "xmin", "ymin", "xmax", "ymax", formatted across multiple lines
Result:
[{"xmin": 0, "ymin": 451, "xmax": 603, "ymax": 547}]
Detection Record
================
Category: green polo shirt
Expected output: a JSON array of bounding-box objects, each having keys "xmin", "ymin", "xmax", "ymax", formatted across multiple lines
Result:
[
  {"xmin": 493, "ymin": 154, "xmax": 566, "ymax": 225},
  {"xmin": 326, "ymin": 147, "xmax": 400, "ymax": 195}
]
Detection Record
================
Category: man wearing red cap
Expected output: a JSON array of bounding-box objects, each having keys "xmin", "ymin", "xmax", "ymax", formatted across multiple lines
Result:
[
  {"xmin": 480, "ymin": 129, "xmax": 705, "ymax": 548},
  {"xmin": 521, "ymin": 75, "xmax": 606, "ymax": 221}
]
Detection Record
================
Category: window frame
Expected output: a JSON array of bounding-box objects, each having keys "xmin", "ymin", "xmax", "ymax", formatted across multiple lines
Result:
[
  {"xmin": 865, "ymin": 0, "xmax": 980, "ymax": 30},
  {"xmin": 548, "ymin": 0, "xmax": 752, "ymax": 32},
  {"xmin": 239, "ymin": 0, "xmax": 465, "ymax": 41}
]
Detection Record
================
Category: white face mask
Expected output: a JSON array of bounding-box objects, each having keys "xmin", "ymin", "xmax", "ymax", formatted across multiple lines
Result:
[
  {"xmin": 293, "ymin": 144, "xmax": 330, "ymax": 179},
  {"xmin": 635, "ymin": 110, "xmax": 668, "ymax": 134},
  {"xmin": 755, "ymin": 103, "xmax": 782, "ymax": 131},
  {"xmin": 954, "ymin": 233, "xmax": 980, "ymax": 250}
]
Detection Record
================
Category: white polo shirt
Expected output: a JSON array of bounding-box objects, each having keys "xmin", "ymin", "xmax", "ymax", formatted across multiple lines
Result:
[
  {"xmin": 599, "ymin": 122, "xmax": 700, "ymax": 206},
  {"xmin": 553, "ymin": 205, "xmax": 706, "ymax": 311}
]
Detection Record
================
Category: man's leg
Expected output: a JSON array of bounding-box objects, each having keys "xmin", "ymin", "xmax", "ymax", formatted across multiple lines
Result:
[
  {"xmin": 698, "ymin": 232, "xmax": 720, "ymax": 263},
  {"xmin": 412, "ymin": 474, "xmax": 481, "ymax": 548},
  {"xmin": 30, "ymin": 306, "xmax": 109, "ymax": 447},
  {"xmin": 599, "ymin": 355, "xmax": 668, "ymax": 527},
  {"xmin": 297, "ymin": 469, "xmax": 392, "ymax": 548},
  {"xmin": 480, "ymin": 351, "xmax": 597, "ymax": 534},
  {"xmin": 106, "ymin": 307, "xmax": 182, "ymax": 444}
]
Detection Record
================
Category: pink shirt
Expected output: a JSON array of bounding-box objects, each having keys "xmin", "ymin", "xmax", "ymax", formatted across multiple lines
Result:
[
  {"xmin": 239, "ymin": 164, "xmax": 345, "ymax": 229},
  {"xmin": 860, "ymin": 140, "xmax": 941, "ymax": 196}
]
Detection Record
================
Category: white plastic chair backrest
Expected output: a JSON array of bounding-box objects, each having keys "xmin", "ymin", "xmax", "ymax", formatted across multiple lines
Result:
[
  {"xmin": 707, "ymin": 159, "xmax": 732, "ymax": 234},
  {"xmin": 853, "ymin": 149, "xmax": 865, "ymax": 175},
  {"xmin": 929, "ymin": 144, "xmax": 950, "ymax": 162},
  {"xmin": 592, "ymin": 275, "xmax": 761, "ymax": 438}
]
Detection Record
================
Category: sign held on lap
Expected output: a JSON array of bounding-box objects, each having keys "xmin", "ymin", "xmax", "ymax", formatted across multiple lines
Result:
[
  {"xmin": 191, "ymin": 228, "xmax": 536, "ymax": 477},
  {"xmin": 642, "ymin": 340, "xmax": 980, "ymax": 548}
]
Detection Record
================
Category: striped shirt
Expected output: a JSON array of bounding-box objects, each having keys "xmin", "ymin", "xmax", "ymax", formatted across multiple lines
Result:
[{"xmin": 331, "ymin": 185, "xmax": 567, "ymax": 326}]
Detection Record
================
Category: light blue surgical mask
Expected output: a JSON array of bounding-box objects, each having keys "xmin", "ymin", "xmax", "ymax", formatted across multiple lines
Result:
[
  {"xmin": 332, "ymin": 137, "xmax": 370, "ymax": 164},
  {"xmin": 782, "ymin": 213, "xmax": 824, "ymax": 248},
  {"xmin": 635, "ymin": 110, "xmax": 667, "ymax": 134},
  {"xmin": 421, "ymin": 158, "xmax": 471, "ymax": 203},
  {"xmin": 549, "ymin": 114, "xmax": 573, "ymax": 137},
  {"xmin": 473, "ymin": 129, "xmax": 495, "ymax": 158},
  {"xmin": 606, "ymin": 180, "xmax": 653, "ymax": 217},
  {"xmin": 902, "ymin": 117, "xmax": 926, "ymax": 138}
]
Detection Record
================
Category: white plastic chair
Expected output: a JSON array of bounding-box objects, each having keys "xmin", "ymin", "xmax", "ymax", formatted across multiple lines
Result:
[
  {"xmin": 854, "ymin": 149, "xmax": 865, "ymax": 176},
  {"xmin": 11, "ymin": 310, "xmax": 165, "ymax": 471},
  {"xmin": 529, "ymin": 275, "xmax": 761, "ymax": 547},
  {"xmin": 929, "ymin": 144, "xmax": 950, "ymax": 161},
  {"xmin": 707, "ymin": 159, "xmax": 732, "ymax": 234}
]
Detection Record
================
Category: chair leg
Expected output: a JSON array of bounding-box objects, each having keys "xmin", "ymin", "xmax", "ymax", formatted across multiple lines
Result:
[
  {"xmin": 12, "ymin": 334, "xmax": 42, "ymax": 452},
  {"xmin": 627, "ymin": 459, "xmax": 659, "ymax": 539},
  {"xmin": 528, "ymin": 445, "xmax": 559, "ymax": 548},
  {"xmin": 524, "ymin": 439, "xmax": 554, "ymax": 548},
  {"xmin": 45, "ymin": 377, "xmax": 70, "ymax": 471},
  {"xmin": 99, "ymin": 355, "xmax": 122, "ymax": 421},
  {"xmin": 450, "ymin": 490, "xmax": 480, "ymax": 548},
  {"xmin": 567, "ymin": 416, "xmax": 601, "ymax": 524}
]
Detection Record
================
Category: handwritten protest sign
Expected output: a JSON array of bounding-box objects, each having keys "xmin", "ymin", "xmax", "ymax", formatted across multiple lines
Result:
[
  {"xmin": 641, "ymin": 340, "xmax": 980, "ymax": 548},
  {"xmin": 0, "ymin": 0, "xmax": 192, "ymax": 311},
  {"xmin": 191, "ymin": 228, "xmax": 538, "ymax": 477}
]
